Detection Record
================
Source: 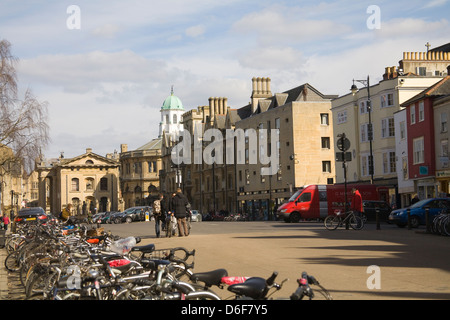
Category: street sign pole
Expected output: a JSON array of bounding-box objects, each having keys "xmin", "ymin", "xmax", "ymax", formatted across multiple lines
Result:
[{"xmin": 337, "ymin": 133, "xmax": 351, "ymax": 229}]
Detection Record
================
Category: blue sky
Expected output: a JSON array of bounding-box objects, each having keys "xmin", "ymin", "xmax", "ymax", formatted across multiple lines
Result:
[{"xmin": 1, "ymin": 0, "xmax": 449, "ymax": 159}]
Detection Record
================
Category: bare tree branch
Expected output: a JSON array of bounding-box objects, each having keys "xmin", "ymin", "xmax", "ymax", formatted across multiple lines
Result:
[{"xmin": 0, "ymin": 39, "xmax": 50, "ymax": 173}]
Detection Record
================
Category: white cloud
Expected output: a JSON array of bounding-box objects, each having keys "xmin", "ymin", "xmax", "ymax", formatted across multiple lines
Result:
[
  {"xmin": 232, "ymin": 6, "xmax": 351, "ymax": 45},
  {"xmin": 375, "ymin": 18, "xmax": 450, "ymax": 38},
  {"xmin": 422, "ymin": 0, "xmax": 448, "ymax": 8},
  {"xmin": 238, "ymin": 46, "xmax": 304, "ymax": 70},
  {"xmin": 3, "ymin": 0, "xmax": 450, "ymax": 160},
  {"xmin": 18, "ymin": 50, "xmax": 172, "ymax": 94},
  {"xmin": 185, "ymin": 25, "xmax": 205, "ymax": 38},
  {"xmin": 91, "ymin": 24, "xmax": 121, "ymax": 39}
]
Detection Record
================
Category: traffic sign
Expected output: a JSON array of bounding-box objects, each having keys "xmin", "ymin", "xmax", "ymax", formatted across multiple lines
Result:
[
  {"xmin": 337, "ymin": 136, "xmax": 350, "ymax": 152},
  {"xmin": 336, "ymin": 152, "xmax": 352, "ymax": 162}
]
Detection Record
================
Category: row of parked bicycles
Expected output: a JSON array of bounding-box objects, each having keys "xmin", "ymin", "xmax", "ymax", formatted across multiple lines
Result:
[
  {"xmin": 430, "ymin": 210, "xmax": 450, "ymax": 236},
  {"xmin": 3, "ymin": 219, "xmax": 332, "ymax": 300}
]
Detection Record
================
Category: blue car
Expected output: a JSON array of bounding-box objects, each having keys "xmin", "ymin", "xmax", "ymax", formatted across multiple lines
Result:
[{"xmin": 389, "ymin": 198, "xmax": 450, "ymax": 228}]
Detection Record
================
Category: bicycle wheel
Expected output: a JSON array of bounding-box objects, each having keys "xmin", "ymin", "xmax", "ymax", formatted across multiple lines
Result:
[
  {"xmin": 5, "ymin": 250, "xmax": 21, "ymax": 272},
  {"xmin": 442, "ymin": 216, "xmax": 450, "ymax": 236},
  {"xmin": 349, "ymin": 215, "xmax": 364, "ymax": 230},
  {"xmin": 171, "ymin": 264, "xmax": 193, "ymax": 281},
  {"xmin": 115, "ymin": 287, "xmax": 149, "ymax": 300},
  {"xmin": 5, "ymin": 236, "xmax": 22, "ymax": 254},
  {"xmin": 431, "ymin": 216, "xmax": 440, "ymax": 234},
  {"xmin": 324, "ymin": 216, "xmax": 340, "ymax": 230}
]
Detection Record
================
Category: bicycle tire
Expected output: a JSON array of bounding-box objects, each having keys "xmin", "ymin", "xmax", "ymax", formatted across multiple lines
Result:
[
  {"xmin": 431, "ymin": 216, "xmax": 439, "ymax": 234},
  {"xmin": 324, "ymin": 216, "xmax": 339, "ymax": 230},
  {"xmin": 5, "ymin": 250, "xmax": 21, "ymax": 272},
  {"xmin": 5, "ymin": 236, "xmax": 21, "ymax": 254},
  {"xmin": 20, "ymin": 254, "xmax": 52, "ymax": 287},
  {"xmin": 26, "ymin": 293, "xmax": 46, "ymax": 300},
  {"xmin": 172, "ymin": 264, "xmax": 193, "ymax": 281},
  {"xmin": 349, "ymin": 215, "xmax": 364, "ymax": 230},
  {"xmin": 437, "ymin": 216, "xmax": 445, "ymax": 234},
  {"xmin": 442, "ymin": 216, "xmax": 450, "ymax": 236},
  {"xmin": 25, "ymin": 267, "xmax": 55, "ymax": 298}
]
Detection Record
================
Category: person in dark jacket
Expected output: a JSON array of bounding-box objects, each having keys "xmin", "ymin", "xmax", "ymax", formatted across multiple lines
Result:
[{"xmin": 171, "ymin": 188, "xmax": 189, "ymax": 236}]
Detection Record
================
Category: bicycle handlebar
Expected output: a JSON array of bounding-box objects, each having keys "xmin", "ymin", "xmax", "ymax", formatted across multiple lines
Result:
[
  {"xmin": 266, "ymin": 271, "xmax": 278, "ymax": 286},
  {"xmin": 290, "ymin": 272, "xmax": 315, "ymax": 300}
]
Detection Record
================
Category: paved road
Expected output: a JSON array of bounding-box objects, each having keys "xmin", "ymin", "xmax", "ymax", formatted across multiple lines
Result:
[
  {"xmin": 101, "ymin": 220, "xmax": 450, "ymax": 300},
  {"xmin": 2, "ymin": 220, "xmax": 450, "ymax": 300}
]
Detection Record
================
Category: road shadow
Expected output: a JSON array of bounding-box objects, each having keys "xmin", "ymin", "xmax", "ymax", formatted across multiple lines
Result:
[{"xmin": 233, "ymin": 222, "xmax": 450, "ymax": 272}]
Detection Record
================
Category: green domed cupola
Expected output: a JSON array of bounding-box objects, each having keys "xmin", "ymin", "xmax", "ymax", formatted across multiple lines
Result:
[
  {"xmin": 159, "ymin": 86, "xmax": 185, "ymax": 138},
  {"xmin": 161, "ymin": 87, "xmax": 184, "ymax": 111}
]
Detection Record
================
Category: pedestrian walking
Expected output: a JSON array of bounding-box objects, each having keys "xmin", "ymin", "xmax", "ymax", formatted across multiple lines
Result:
[
  {"xmin": 153, "ymin": 193, "xmax": 166, "ymax": 238},
  {"xmin": 2, "ymin": 215, "xmax": 10, "ymax": 231},
  {"xmin": 350, "ymin": 188, "xmax": 363, "ymax": 215},
  {"xmin": 171, "ymin": 188, "xmax": 189, "ymax": 237}
]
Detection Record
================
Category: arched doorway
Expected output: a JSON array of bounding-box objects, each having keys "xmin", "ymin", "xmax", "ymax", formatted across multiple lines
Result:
[
  {"xmin": 100, "ymin": 197, "xmax": 108, "ymax": 212},
  {"xmin": 85, "ymin": 196, "xmax": 96, "ymax": 215}
]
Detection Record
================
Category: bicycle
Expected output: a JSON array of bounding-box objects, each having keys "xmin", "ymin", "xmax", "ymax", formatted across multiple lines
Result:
[
  {"xmin": 324, "ymin": 210, "xmax": 364, "ymax": 230},
  {"xmin": 431, "ymin": 209, "xmax": 450, "ymax": 236}
]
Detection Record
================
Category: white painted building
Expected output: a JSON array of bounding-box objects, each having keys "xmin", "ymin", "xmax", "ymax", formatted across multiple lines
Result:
[{"xmin": 394, "ymin": 108, "xmax": 414, "ymax": 207}]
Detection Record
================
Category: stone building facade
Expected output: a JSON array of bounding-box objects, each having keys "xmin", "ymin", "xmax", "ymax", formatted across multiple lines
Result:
[
  {"xmin": 36, "ymin": 148, "xmax": 121, "ymax": 215},
  {"xmin": 168, "ymin": 77, "xmax": 337, "ymax": 218},
  {"xmin": 119, "ymin": 139, "xmax": 162, "ymax": 208},
  {"xmin": 235, "ymin": 81, "xmax": 337, "ymax": 219},
  {"xmin": 332, "ymin": 45, "xmax": 449, "ymax": 207}
]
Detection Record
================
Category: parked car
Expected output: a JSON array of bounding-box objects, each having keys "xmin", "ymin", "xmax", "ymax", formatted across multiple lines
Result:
[
  {"xmin": 14, "ymin": 207, "xmax": 48, "ymax": 229},
  {"xmin": 114, "ymin": 206, "xmax": 152, "ymax": 224},
  {"xmin": 362, "ymin": 200, "xmax": 392, "ymax": 222},
  {"xmin": 111, "ymin": 211, "xmax": 125, "ymax": 224},
  {"xmin": 389, "ymin": 198, "xmax": 450, "ymax": 228},
  {"xmin": 202, "ymin": 211, "xmax": 225, "ymax": 221},
  {"xmin": 190, "ymin": 210, "xmax": 202, "ymax": 222},
  {"xmin": 92, "ymin": 212, "xmax": 105, "ymax": 222},
  {"xmin": 99, "ymin": 211, "xmax": 118, "ymax": 224}
]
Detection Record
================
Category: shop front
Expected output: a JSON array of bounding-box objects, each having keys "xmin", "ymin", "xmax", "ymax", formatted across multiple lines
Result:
[{"xmin": 436, "ymin": 170, "xmax": 450, "ymax": 197}]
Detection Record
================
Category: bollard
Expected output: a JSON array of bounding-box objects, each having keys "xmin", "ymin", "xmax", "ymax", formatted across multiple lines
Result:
[
  {"xmin": 407, "ymin": 208, "xmax": 411, "ymax": 230},
  {"xmin": 376, "ymin": 207, "xmax": 380, "ymax": 230},
  {"xmin": 425, "ymin": 207, "xmax": 430, "ymax": 233}
]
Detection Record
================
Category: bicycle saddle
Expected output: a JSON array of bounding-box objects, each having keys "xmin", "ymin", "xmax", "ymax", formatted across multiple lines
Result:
[
  {"xmin": 130, "ymin": 243, "xmax": 155, "ymax": 253},
  {"xmin": 190, "ymin": 268, "xmax": 228, "ymax": 287},
  {"xmin": 228, "ymin": 277, "xmax": 267, "ymax": 299}
]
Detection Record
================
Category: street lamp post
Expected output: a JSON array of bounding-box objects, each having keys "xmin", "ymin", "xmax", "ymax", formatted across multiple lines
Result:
[{"xmin": 351, "ymin": 75, "xmax": 374, "ymax": 184}]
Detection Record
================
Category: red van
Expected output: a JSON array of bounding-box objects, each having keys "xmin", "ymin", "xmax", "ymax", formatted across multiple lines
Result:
[{"xmin": 276, "ymin": 184, "xmax": 390, "ymax": 223}]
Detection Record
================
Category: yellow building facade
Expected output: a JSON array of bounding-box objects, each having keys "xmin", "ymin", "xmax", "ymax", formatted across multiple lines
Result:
[
  {"xmin": 235, "ymin": 82, "xmax": 336, "ymax": 218},
  {"xmin": 119, "ymin": 140, "xmax": 162, "ymax": 208},
  {"xmin": 36, "ymin": 148, "xmax": 121, "ymax": 215},
  {"xmin": 332, "ymin": 48, "xmax": 448, "ymax": 206}
]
